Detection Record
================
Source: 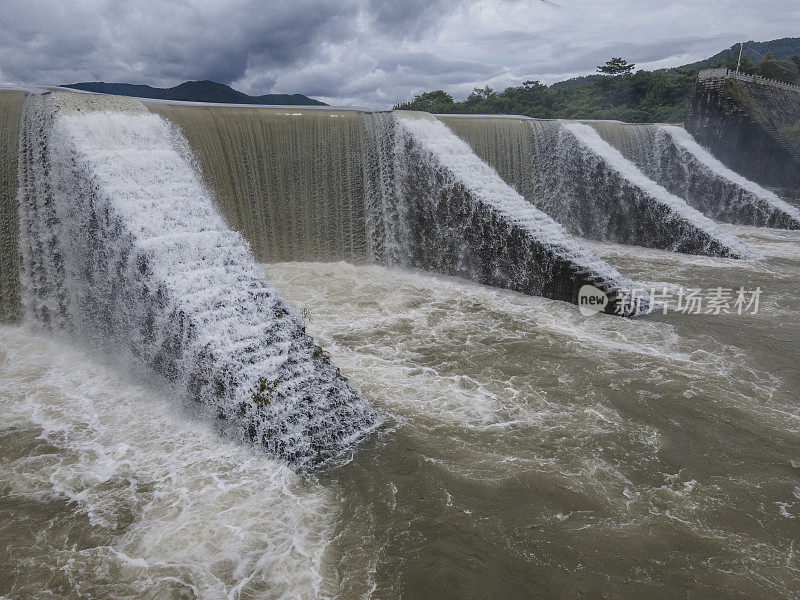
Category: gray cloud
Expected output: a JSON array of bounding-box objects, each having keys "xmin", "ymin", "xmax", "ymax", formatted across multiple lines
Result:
[{"xmin": 1, "ymin": 0, "xmax": 798, "ymax": 108}]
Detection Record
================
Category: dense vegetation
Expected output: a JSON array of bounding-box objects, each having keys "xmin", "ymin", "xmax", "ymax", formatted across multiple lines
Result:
[
  {"xmin": 396, "ymin": 39, "xmax": 800, "ymax": 123},
  {"xmin": 680, "ymin": 37, "xmax": 800, "ymax": 71},
  {"xmin": 707, "ymin": 52, "xmax": 800, "ymax": 85},
  {"xmin": 395, "ymin": 66, "xmax": 698, "ymax": 123}
]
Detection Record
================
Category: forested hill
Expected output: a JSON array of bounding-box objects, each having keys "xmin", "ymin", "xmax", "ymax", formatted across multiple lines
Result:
[
  {"xmin": 395, "ymin": 71, "xmax": 697, "ymax": 123},
  {"xmin": 678, "ymin": 37, "xmax": 800, "ymax": 71},
  {"xmin": 396, "ymin": 37, "xmax": 800, "ymax": 123},
  {"xmin": 63, "ymin": 80, "xmax": 327, "ymax": 106}
]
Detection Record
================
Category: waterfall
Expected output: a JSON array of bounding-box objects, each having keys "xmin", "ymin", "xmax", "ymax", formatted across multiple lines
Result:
[
  {"xmin": 535, "ymin": 121, "xmax": 753, "ymax": 257},
  {"xmin": 16, "ymin": 91, "xmax": 377, "ymax": 470},
  {"xmin": 365, "ymin": 111, "xmax": 646, "ymax": 315},
  {"xmin": 438, "ymin": 115, "xmax": 754, "ymax": 258},
  {"xmin": 148, "ymin": 103, "xmax": 370, "ymax": 263},
  {"xmin": 0, "ymin": 90, "xmax": 25, "ymax": 322},
  {"xmin": 587, "ymin": 121, "xmax": 800, "ymax": 229}
]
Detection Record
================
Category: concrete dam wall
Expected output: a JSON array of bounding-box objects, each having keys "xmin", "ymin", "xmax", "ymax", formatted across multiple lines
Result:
[
  {"xmin": 0, "ymin": 88, "xmax": 658, "ymax": 466},
  {"xmin": 686, "ymin": 69, "xmax": 800, "ymax": 192},
  {"xmin": 437, "ymin": 115, "xmax": 764, "ymax": 257}
]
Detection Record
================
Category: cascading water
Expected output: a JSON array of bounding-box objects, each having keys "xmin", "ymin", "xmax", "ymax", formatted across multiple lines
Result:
[
  {"xmin": 537, "ymin": 121, "xmax": 753, "ymax": 257},
  {"xmin": 438, "ymin": 115, "xmax": 755, "ymax": 258},
  {"xmin": 365, "ymin": 111, "xmax": 646, "ymax": 315},
  {"xmin": 148, "ymin": 102, "xmax": 370, "ymax": 263},
  {"xmin": 16, "ymin": 91, "xmax": 377, "ymax": 470},
  {"xmin": 3, "ymin": 91, "xmax": 800, "ymax": 600},
  {"xmin": 587, "ymin": 121, "xmax": 800, "ymax": 229},
  {"xmin": 144, "ymin": 105, "xmax": 644, "ymax": 314},
  {"xmin": 0, "ymin": 89, "xmax": 25, "ymax": 322}
]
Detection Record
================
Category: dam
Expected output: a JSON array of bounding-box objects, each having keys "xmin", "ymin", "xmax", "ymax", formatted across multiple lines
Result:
[
  {"xmin": 0, "ymin": 87, "xmax": 649, "ymax": 469},
  {"xmin": 437, "ymin": 114, "xmax": 799, "ymax": 249},
  {"xmin": 0, "ymin": 86, "xmax": 796, "ymax": 467},
  {"xmin": 1, "ymin": 86, "xmax": 800, "ymax": 599}
]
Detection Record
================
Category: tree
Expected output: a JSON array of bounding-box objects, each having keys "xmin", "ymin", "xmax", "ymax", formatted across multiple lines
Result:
[
  {"xmin": 597, "ymin": 57, "xmax": 635, "ymax": 76},
  {"xmin": 468, "ymin": 86, "xmax": 495, "ymax": 101},
  {"xmin": 793, "ymin": 55, "xmax": 800, "ymax": 73},
  {"xmin": 394, "ymin": 90, "xmax": 454, "ymax": 112},
  {"xmin": 755, "ymin": 53, "xmax": 799, "ymax": 85}
]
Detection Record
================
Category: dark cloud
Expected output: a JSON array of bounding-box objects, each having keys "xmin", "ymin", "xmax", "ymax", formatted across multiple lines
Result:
[
  {"xmin": 367, "ymin": 0, "xmax": 464, "ymax": 39},
  {"xmin": 0, "ymin": 0, "xmax": 798, "ymax": 108},
  {"xmin": 0, "ymin": 0, "xmax": 365, "ymax": 85}
]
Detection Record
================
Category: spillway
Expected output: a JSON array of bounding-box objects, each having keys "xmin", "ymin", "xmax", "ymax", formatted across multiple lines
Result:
[
  {"xmin": 438, "ymin": 115, "xmax": 755, "ymax": 258},
  {"xmin": 366, "ymin": 111, "xmax": 643, "ymax": 314},
  {"xmin": 147, "ymin": 102, "xmax": 369, "ymax": 263},
  {"xmin": 143, "ymin": 101, "xmax": 642, "ymax": 315},
  {"xmin": 16, "ymin": 91, "xmax": 377, "ymax": 470},
  {"xmin": 9, "ymin": 87, "xmax": 791, "ymax": 463},
  {"xmin": 0, "ymin": 87, "xmax": 660, "ymax": 471},
  {"xmin": 586, "ymin": 120, "xmax": 800, "ymax": 229},
  {"xmin": 0, "ymin": 89, "xmax": 25, "ymax": 323}
]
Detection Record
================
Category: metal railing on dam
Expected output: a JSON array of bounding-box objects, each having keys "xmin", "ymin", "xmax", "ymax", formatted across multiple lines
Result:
[{"xmin": 699, "ymin": 67, "xmax": 800, "ymax": 94}]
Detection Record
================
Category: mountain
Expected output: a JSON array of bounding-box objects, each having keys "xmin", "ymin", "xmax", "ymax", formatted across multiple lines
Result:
[
  {"xmin": 676, "ymin": 37, "xmax": 800, "ymax": 71},
  {"xmin": 62, "ymin": 80, "xmax": 327, "ymax": 106},
  {"xmin": 546, "ymin": 37, "xmax": 800, "ymax": 89}
]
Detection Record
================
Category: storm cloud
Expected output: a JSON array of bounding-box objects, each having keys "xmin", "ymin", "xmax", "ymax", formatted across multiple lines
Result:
[{"xmin": 1, "ymin": 0, "xmax": 798, "ymax": 108}]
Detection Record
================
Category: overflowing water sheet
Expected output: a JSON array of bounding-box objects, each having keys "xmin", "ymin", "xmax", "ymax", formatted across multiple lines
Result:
[
  {"xmin": 366, "ymin": 111, "xmax": 647, "ymax": 315},
  {"xmin": 16, "ymin": 91, "xmax": 377, "ymax": 470},
  {"xmin": 148, "ymin": 102, "xmax": 370, "ymax": 263},
  {"xmin": 586, "ymin": 120, "xmax": 800, "ymax": 229},
  {"xmin": 438, "ymin": 115, "xmax": 756, "ymax": 258},
  {"xmin": 0, "ymin": 89, "xmax": 25, "ymax": 322}
]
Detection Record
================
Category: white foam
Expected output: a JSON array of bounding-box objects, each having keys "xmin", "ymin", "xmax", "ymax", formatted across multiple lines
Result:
[
  {"xmin": 16, "ymin": 92, "xmax": 377, "ymax": 469},
  {"xmin": 563, "ymin": 122, "xmax": 756, "ymax": 258},
  {"xmin": 660, "ymin": 125, "xmax": 800, "ymax": 221},
  {"xmin": 0, "ymin": 325, "xmax": 335, "ymax": 599}
]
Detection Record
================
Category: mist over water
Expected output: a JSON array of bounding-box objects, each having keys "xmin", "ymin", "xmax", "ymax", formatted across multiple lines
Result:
[{"xmin": 3, "ymin": 226, "xmax": 799, "ymax": 599}]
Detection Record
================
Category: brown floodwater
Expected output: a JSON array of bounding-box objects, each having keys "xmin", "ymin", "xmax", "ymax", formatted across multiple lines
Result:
[{"xmin": 1, "ymin": 225, "xmax": 799, "ymax": 599}]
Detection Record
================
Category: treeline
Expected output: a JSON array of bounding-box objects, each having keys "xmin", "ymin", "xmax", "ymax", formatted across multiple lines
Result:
[
  {"xmin": 395, "ymin": 53, "xmax": 800, "ymax": 123},
  {"xmin": 395, "ymin": 66, "xmax": 697, "ymax": 123}
]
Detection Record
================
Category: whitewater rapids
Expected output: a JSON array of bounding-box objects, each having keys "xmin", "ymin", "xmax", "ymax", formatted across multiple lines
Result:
[{"xmin": 2, "ymin": 225, "xmax": 799, "ymax": 599}]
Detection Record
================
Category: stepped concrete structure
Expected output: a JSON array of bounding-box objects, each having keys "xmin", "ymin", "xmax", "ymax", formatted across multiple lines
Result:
[
  {"xmin": 687, "ymin": 68, "xmax": 800, "ymax": 194},
  {"xmin": 0, "ymin": 87, "xmax": 650, "ymax": 320}
]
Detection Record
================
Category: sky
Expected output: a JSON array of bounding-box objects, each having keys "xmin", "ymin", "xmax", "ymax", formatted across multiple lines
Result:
[{"xmin": 1, "ymin": 0, "xmax": 798, "ymax": 109}]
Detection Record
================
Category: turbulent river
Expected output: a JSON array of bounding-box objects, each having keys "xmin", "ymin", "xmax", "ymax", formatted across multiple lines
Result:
[{"xmin": 2, "ymin": 225, "xmax": 799, "ymax": 599}]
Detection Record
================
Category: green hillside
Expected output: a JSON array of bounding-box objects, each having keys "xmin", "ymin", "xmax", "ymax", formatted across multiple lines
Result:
[
  {"xmin": 678, "ymin": 37, "xmax": 800, "ymax": 70},
  {"xmin": 396, "ymin": 37, "xmax": 800, "ymax": 123}
]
